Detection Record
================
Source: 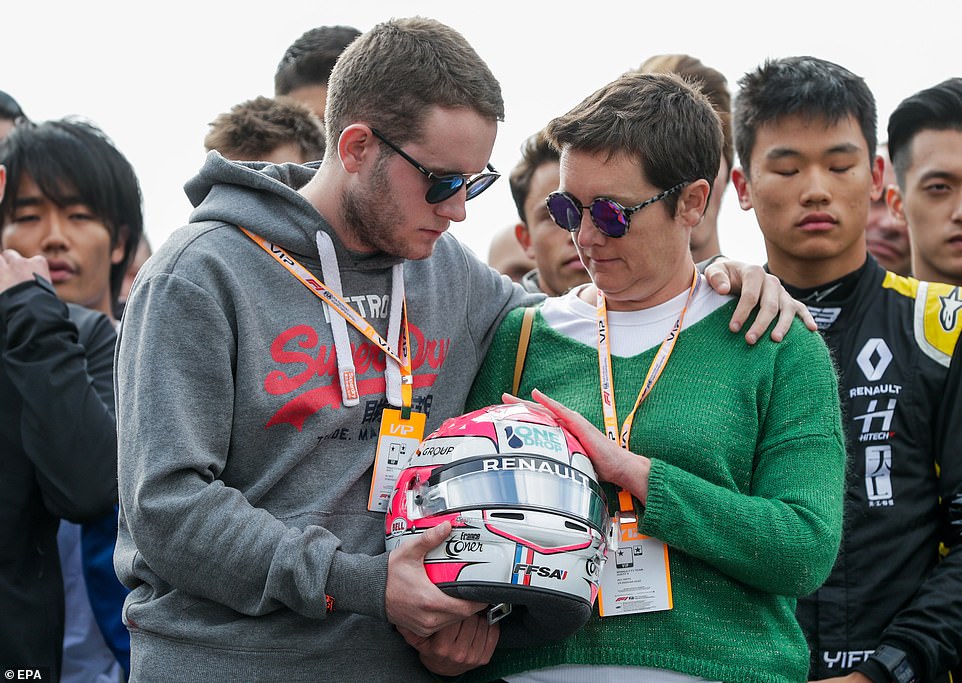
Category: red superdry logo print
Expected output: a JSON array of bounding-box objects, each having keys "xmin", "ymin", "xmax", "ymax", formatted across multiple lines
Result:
[{"xmin": 263, "ymin": 323, "xmax": 450, "ymax": 430}]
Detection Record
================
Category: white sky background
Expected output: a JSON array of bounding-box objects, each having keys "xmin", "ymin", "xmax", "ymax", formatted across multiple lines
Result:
[{"xmin": 4, "ymin": 1, "xmax": 960, "ymax": 267}]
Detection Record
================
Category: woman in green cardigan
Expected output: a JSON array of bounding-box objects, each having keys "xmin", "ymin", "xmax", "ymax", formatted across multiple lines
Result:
[{"xmin": 461, "ymin": 71, "xmax": 846, "ymax": 683}]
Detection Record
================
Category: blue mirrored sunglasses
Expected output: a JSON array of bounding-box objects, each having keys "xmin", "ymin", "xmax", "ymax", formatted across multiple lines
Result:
[{"xmin": 371, "ymin": 128, "xmax": 500, "ymax": 204}]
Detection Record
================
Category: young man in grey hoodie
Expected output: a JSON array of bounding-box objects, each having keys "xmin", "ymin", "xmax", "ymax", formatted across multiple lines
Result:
[{"xmin": 115, "ymin": 17, "xmax": 813, "ymax": 682}]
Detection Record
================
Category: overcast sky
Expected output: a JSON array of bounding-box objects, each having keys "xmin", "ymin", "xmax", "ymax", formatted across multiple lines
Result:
[{"xmin": 4, "ymin": 1, "xmax": 960, "ymax": 266}]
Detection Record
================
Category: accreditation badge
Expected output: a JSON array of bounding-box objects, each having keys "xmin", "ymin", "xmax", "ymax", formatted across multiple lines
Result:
[
  {"xmin": 367, "ymin": 408, "xmax": 426, "ymax": 512},
  {"xmin": 598, "ymin": 520, "xmax": 673, "ymax": 616}
]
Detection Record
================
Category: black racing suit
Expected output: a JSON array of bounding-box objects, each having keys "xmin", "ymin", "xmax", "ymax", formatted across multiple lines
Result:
[
  {"xmin": 0, "ymin": 277, "xmax": 117, "ymax": 681},
  {"xmin": 789, "ymin": 256, "xmax": 962, "ymax": 682}
]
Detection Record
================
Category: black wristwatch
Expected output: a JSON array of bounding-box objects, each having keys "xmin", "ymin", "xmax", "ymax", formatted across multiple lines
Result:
[{"xmin": 869, "ymin": 645, "xmax": 918, "ymax": 683}]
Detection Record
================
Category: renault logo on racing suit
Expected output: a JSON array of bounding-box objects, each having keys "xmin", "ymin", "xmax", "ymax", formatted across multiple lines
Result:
[{"xmin": 856, "ymin": 338, "xmax": 892, "ymax": 381}]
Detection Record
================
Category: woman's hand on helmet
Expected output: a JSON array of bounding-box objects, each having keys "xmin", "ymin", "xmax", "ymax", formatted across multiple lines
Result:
[{"xmin": 502, "ymin": 389, "xmax": 652, "ymax": 505}]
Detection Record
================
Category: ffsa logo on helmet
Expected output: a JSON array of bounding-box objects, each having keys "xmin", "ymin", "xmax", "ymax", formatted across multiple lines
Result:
[{"xmin": 512, "ymin": 563, "xmax": 569, "ymax": 580}]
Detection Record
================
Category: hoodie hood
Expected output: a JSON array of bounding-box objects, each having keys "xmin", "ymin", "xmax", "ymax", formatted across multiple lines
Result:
[{"xmin": 183, "ymin": 151, "xmax": 402, "ymax": 271}]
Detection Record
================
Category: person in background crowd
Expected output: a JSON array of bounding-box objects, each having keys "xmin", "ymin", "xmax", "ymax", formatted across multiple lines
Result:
[
  {"xmin": 204, "ymin": 95, "xmax": 326, "ymax": 165},
  {"xmin": 865, "ymin": 144, "xmax": 911, "ymax": 276},
  {"xmin": 0, "ymin": 90, "xmax": 26, "ymax": 140},
  {"xmin": 274, "ymin": 24, "xmax": 362, "ymax": 120},
  {"xmin": 887, "ymin": 77, "xmax": 962, "ymax": 286},
  {"xmin": 1, "ymin": 117, "xmax": 144, "ymax": 681},
  {"xmin": 488, "ymin": 223, "xmax": 537, "ymax": 283},
  {"xmin": 507, "ymin": 130, "xmax": 587, "ymax": 296},
  {"xmin": 117, "ymin": 234, "xmax": 151, "ymax": 316},
  {"xmin": 732, "ymin": 56, "xmax": 962, "ymax": 683}
]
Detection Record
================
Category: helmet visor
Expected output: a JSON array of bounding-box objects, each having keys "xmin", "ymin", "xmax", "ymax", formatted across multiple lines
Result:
[{"xmin": 418, "ymin": 455, "xmax": 610, "ymax": 535}]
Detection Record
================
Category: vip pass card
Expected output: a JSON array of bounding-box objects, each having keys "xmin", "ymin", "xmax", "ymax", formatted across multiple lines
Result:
[
  {"xmin": 598, "ymin": 524, "xmax": 672, "ymax": 616},
  {"xmin": 368, "ymin": 408, "xmax": 426, "ymax": 512}
]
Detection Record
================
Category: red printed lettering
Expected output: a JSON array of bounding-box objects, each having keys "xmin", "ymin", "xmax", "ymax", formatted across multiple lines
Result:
[{"xmin": 262, "ymin": 323, "xmax": 451, "ymax": 430}]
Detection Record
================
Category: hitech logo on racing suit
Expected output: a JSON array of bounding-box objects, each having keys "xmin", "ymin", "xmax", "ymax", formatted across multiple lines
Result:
[
  {"xmin": 854, "ymin": 398, "xmax": 897, "ymax": 507},
  {"xmin": 853, "ymin": 398, "xmax": 896, "ymax": 443}
]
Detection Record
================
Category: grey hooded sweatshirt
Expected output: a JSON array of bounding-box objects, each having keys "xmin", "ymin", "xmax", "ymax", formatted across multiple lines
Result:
[{"xmin": 114, "ymin": 152, "xmax": 539, "ymax": 681}]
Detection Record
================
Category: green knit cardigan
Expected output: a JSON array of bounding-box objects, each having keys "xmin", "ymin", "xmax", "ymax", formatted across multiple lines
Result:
[{"xmin": 461, "ymin": 302, "xmax": 845, "ymax": 683}]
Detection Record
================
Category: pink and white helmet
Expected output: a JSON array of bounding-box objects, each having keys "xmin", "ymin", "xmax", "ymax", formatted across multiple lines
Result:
[{"xmin": 385, "ymin": 402, "xmax": 611, "ymax": 646}]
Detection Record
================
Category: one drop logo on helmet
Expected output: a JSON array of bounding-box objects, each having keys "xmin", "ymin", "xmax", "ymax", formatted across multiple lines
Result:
[{"xmin": 498, "ymin": 420, "xmax": 565, "ymax": 457}]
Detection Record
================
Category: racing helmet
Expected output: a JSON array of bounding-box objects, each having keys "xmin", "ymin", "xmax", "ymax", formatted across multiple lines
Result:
[{"xmin": 385, "ymin": 402, "xmax": 611, "ymax": 646}]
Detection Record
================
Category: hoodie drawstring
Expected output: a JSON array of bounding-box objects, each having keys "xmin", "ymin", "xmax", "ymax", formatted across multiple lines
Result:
[{"xmin": 315, "ymin": 231, "xmax": 405, "ymax": 407}]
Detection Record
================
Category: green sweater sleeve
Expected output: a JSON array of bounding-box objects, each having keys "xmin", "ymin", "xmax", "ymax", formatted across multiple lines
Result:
[{"xmin": 640, "ymin": 322, "xmax": 846, "ymax": 597}]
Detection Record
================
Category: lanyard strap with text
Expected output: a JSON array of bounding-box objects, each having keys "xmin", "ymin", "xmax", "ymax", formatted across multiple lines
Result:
[
  {"xmin": 238, "ymin": 226, "xmax": 413, "ymax": 410},
  {"xmin": 596, "ymin": 269, "xmax": 699, "ymax": 525}
]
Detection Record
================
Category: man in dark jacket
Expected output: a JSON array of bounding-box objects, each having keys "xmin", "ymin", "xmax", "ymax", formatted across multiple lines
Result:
[
  {"xmin": 0, "ymin": 118, "xmax": 143, "ymax": 681},
  {"xmin": 733, "ymin": 56, "xmax": 962, "ymax": 683}
]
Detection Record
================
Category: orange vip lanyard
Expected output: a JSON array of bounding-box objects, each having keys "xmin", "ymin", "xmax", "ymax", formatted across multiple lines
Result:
[
  {"xmin": 239, "ymin": 226, "xmax": 413, "ymax": 409},
  {"xmin": 595, "ymin": 269, "xmax": 699, "ymax": 527}
]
